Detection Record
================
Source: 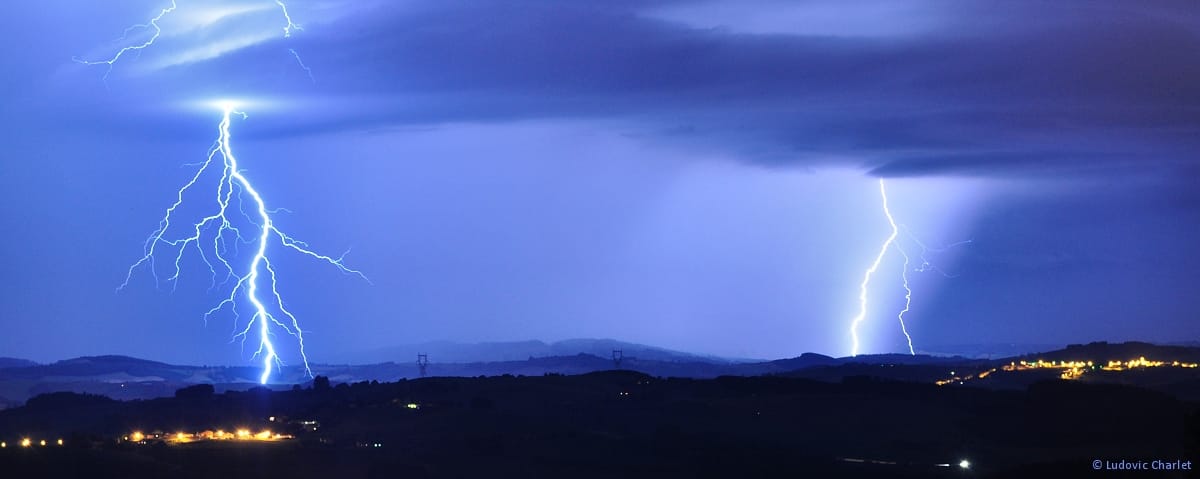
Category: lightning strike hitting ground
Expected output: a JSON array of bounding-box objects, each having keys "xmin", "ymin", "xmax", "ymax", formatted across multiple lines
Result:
[
  {"xmin": 894, "ymin": 228, "xmax": 972, "ymax": 354},
  {"xmin": 849, "ymin": 179, "xmax": 899, "ymax": 357},
  {"xmin": 895, "ymin": 242, "xmax": 916, "ymax": 355},
  {"xmin": 119, "ymin": 104, "xmax": 368, "ymax": 384},
  {"xmin": 849, "ymin": 180, "xmax": 972, "ymax": 356}
]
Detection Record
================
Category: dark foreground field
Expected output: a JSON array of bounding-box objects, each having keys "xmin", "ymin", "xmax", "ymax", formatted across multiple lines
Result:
[{"xmin": 1, "ymin": 371, "xmax": 1197, "ymax": 478}]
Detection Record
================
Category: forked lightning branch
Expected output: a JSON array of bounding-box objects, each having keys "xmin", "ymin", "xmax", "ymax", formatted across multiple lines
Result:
[
  {"xmin": 848, "ymin": 179, "xmax": 970, "ymax": 357},
  {"xmin": 118, "ymin": 104, "xmax": 367, "ymax": 384},
  {"xmin": 78, "ymin": 1, "xmax": 346, "ymax": 383}
]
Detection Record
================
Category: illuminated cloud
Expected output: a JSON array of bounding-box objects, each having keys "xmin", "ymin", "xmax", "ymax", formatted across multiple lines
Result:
[{"xmin": 74, "ymin": 0, "xmax": 365, "ymax": 77}]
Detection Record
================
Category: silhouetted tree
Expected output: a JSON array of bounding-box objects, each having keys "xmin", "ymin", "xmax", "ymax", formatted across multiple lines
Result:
[{"xmin": 313, "ymin": 375, "xmax": 331, "ymax": 392}]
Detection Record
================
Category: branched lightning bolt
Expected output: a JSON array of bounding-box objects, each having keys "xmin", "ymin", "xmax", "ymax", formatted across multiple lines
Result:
[
  {"xmin": 901, "ymin": 225, "xmax": 973, "ymax": 278},
  {"xmin": 849, "ymin": 180, "xmax": 971, "ymax": 356},
  {"xmin": 72, "ymin": 0, "xmax": 179, "ymax": 81},
  {"xmin": 120, "ymin": 105, "xmax": 368, "ymax": 384},
  {"xmin": 275, "ymin": 0, "xmax": 302, "ymax": 38},
  {"xmin": 849, "ymin": 179, "xmax": 899, "ymax": 357},
  {"xmin": 894, "ymin": 227, "xmax": 972, "ymax": 354},
  {"xmin": 272, "ymin": 0, "xmax": 318, "ymax": 80}
]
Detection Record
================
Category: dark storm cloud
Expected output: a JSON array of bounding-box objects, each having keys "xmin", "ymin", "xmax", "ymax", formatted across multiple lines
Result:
[
  {"xmin": 171, "ymin": 0, "xmax": 1196, "ymax": 179},
  {"xmin": 43, "ymin": 0, "xmax": 1200, "ymax": 180},
  {"xmin": 4, "ymin": 0, "xmax": 1198, "ymax": 363}
]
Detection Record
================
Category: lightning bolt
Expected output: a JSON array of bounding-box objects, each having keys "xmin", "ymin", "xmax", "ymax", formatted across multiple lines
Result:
[
  {"xmin": 119, "ymin": 104, "xmax": 368, "ymax": 384},
  {"xmin": 849, "ymin": 180, "xmax": 971, "ymax": 356},
  {"xmin": 902, "ymin": 225, "xmax": 973, "ymax": 277},
  {"xmin": 273, "ymin": 2, "xmax": 316, "ymax": 80},
  {"xmin": 74, "ymin": 0, "xmax": 312, "ymax": 80},
  {"xmin": 72, "ymin": 0, "xmax": 179, "ymax": 81},
  {"xmin": 895, "ymin": 242, "xmax": 916, "ymax": 355},
  {"xmin": 849, "ymin": 179, "xmax": 899, "ymax": 357},
  {"xmin": 275, "ymin": 0, "xmax": 302, "ymax": 38},
  {"xmin": 289, "ymin": 48, "xmax": 315, "ymax": 83},
  {"xmin": 894, "ymin": 227, "xmax": 972, "ymax": 354}
]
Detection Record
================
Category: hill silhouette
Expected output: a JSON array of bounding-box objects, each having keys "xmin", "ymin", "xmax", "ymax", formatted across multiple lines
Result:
[
  {"xmin": 330, "ymin": 338, "xmax": 750, "ymax": 364},
  {"xmin": 0, "ymin": 341, "xmax": 1197, "ymax": 406}
]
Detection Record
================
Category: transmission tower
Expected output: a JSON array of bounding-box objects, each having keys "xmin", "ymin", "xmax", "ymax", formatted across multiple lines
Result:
[
  {"xmin": 417, "ymin": 353, "xmax": 429, "ymax": 378},
  {"xmin": 612, "ymin": 350, "xmax": 623, "ymax": 369}
]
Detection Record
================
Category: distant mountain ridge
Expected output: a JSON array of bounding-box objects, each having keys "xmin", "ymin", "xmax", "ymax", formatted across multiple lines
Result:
[
  {"xmin": 1, "ymin": 340, "xmax": 1196, "ymax": 407},
  {"xmin": 918, "ymin": 343, "xmax": 1065, "ymax": 359},
  {"xmin": 331, "ymin": 338, "xmax": 753, "ymax": 365},
  {"xmin": 0, "ymin": 355, "xmax": 190, "ymax": 379}
]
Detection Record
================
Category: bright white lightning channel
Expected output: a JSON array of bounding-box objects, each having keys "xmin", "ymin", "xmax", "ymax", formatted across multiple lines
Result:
[
  {"xmin": 275, "ymin": 0, "xmax": 302, "ymax": 38},
  {"xmin": 849, "ymin": 179, "xmax": 899, "ymax": 357},
  {"xmin": 849, "ymin": 180, "xmax": 970, "ymax": 356},
  {"xmin": 119, "ymin": 105, "xmax": 367, "ymax": 384},
  {"xmin": 895, "ymin": 241, "xmax": 916, "ymax": 355}
]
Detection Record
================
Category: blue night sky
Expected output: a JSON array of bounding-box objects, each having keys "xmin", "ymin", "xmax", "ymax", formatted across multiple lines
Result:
[{"xmin": 1, "ymin": 0, "xmax": 1197, "ymax": 365}]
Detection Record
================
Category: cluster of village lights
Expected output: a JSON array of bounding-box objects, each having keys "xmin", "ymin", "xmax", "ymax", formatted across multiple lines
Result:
[
  {"xmin": 1, "ymin": 438, "xmax": 64, "ymax": 448},
  {"xmin": 125, "ymin": 428, "xmax": 293, "ymax": 444},
  {"xmin": 937, "ymin": 357, "xmax": 1199, "ymax": 386}
]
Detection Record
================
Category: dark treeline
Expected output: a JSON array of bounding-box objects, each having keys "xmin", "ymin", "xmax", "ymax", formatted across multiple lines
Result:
[{"xmin": 0, "ymin": 371, "xmax": 1197, "ymax": 478}]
